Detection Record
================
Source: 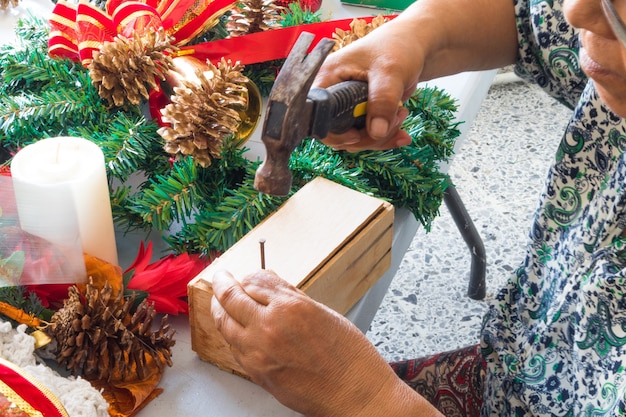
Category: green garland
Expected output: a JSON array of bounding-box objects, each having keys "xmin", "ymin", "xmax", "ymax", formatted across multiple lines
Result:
[{"xmin": 1, "ymin": 13, "xmax": 460, "ymax": 258}]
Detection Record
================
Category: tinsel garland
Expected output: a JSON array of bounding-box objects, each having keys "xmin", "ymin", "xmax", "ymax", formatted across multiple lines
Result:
[{"xmin": 0, "ymin": 14, "xmax": 460, "ymax": 258}]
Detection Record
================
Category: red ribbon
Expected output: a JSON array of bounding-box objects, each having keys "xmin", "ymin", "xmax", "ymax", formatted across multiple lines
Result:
[
  {"xmin": 180, "ymin": 16, "xmax": 396, "ymax": 66},
  {"xmin": 48, "ymin": 0, "xmax": 237, "ymax": 66},
  {"xmin": 0, "ymin": 358, "xmax": 68, "ymax": 417}
]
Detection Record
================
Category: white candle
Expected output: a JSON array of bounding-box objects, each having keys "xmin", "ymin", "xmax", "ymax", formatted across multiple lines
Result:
[{"xmin": 10, "ymin": 136, "xmax": 118, "ymax": 266}]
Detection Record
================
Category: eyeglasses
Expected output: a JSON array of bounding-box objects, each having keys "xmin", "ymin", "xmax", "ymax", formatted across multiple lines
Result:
[{"xmin": 601, "ymin": 0, "xmax": 626, "ymax": 48}]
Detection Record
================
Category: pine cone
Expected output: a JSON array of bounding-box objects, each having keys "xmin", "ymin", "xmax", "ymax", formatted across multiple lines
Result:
[
  {"xmin": 0, "ymin": 0, "xmax": 18, "ymax": 10},
  {"xmin": 332, "ymin": 15, "xmax": 388, "ymax": 52},
  {"xmin": 226, "ymin": 0, "xmax": 285, "ymax": 37},
  {"xmin": 159, "ymin": 58, "xmax": 249, "ymax": 167},
  {"xmin": 48, "ymin": 280, "xmax": 175, "ymax": 382},
  {"xmin": 89, "ymin": 27, "xmax": 178, "ymax": 108}
]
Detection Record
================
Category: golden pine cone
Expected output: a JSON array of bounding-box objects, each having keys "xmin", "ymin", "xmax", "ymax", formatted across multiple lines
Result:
[
  {"xmin": 0, "ymin": 0, "xmax": 19, "ymax": 10},
  {"xmin": 226, "ymin": 0, "xmax": 285, "ymax": 37},
  {"xmin": 48, "ymin": 280, "xmax": 175, "ymax": 381},
  {"xmin": 332, "ymin": 15, "xmax": 388, "ymax": 52},
  {"xmin": 89, "ymin": 27, "xmax": 178, "ymax": 108},
  {"xmin": 159, "ymin": 58, "xmax": 250, "ymax": 167}
]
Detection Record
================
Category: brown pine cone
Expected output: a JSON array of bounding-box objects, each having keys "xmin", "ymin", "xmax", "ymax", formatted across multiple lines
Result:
[{"xmin": 48, "ymin": 280, "xmax": 175, "ymax": 381}]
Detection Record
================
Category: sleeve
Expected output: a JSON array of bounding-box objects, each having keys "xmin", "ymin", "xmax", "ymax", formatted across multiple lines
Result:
[{"xmin": 513, "ymin": 0, "xmax": 588, "ymax": 108}]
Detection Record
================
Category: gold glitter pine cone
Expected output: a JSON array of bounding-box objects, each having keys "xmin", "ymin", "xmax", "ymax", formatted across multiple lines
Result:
[
  {"xmin": 226, "ymin": 0, "xmax": 285, "ymax": 37},
  {"xmin": 332, "ymin": 15, "xmax": 389, "ymax": 52},
  {"xmin": 0, "ymin": 0, "xmax": 19, "ymax": 10},
  {"xmin": 158, "ymin": 56, "xmax": 255, "ymax": 167},
  {"xmin": 88, "ymin": 27, "xmax": 178, "ymax": 108}
]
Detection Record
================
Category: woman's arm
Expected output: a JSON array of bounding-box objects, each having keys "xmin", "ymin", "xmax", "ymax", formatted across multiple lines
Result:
[{"xmin": 211, "ymin": 270, "xmax": 445, "ymax": 417}]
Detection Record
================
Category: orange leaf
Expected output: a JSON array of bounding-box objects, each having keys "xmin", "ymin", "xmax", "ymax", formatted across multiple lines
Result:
[
  {"xmin": 82, "ymin": 254, "xmax": 123, "ymax": 296},
  {"xmin": 86, "ymin": 354, "xmax": 166, "ymax": 417}
]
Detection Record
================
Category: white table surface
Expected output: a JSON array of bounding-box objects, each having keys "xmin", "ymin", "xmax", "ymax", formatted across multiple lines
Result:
[{"xmin": 0, "ymin": 1, "xmax": 495, "ymax": 414}]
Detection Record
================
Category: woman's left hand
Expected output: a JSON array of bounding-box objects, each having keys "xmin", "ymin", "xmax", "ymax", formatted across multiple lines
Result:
[{"xmin": 210, "ymin": 269, "xmax": 439, "ymax": 417}]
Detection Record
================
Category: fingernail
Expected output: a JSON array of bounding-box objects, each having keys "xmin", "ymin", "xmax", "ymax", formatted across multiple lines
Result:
[
  {"xmin": 398, "ymin": 137, "xmax": 412, "ymax": 147},
  {"xmin": 370, "ymin": 117, "xmax": 389, "ymax": 140}
]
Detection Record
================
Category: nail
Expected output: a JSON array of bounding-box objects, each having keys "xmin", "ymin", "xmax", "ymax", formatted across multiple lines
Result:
[{"xmin": 259, "ymin": 238, "xmax": 266, "ymax": 269}]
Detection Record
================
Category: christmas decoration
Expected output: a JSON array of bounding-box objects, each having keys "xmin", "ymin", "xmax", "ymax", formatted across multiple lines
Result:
[
  {"xmin": 1, "ymin": 12, "xmax": 459, "ymax": 258},
  {"xmin": 332, "ymin": 14, "xmax": 388, "ymax": 51},
  {"xmin": 0, "ymin": 249, "xmax": 189, "ymax": 415},
  {"xmin": 0, "ymin": 357, "xmax": 71, "ymax": 417},
  {"xmin": 159, "ymin": 57, "xmax": 252, "ymax": 167},
  {"xmin": 89, "ymin": 27, "xmax": 178, "ymax": 108},
  {"xmin": 226, "ymin": 0, "xmax": 286, "ymax": 37},
  {"xmin": 0, "ymin": 0, "xmax": 18, "ymax": 10},
  {"xmin": 0, "ymin": 1, "xmax": 463, "ymax": 413},
  {"xmin": 275, "ymin": 0, "xmax": 322, "ymax": 13},
  {"xmin": 124, "ymin": 241, "xmax": 209, "ymax": 315},
  {"xmin": 49, "ymin": 280, "xmax": 175, "ymax": 382}
]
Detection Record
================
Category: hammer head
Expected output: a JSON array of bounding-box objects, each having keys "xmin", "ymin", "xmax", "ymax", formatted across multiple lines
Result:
[{"xmin": 253, "ymin": 32, "xmax": 335, "ymax": 196}]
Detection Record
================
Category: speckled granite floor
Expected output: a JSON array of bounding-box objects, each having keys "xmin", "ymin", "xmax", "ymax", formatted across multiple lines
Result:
[{"xmin": 366, "ymin": 75, "xmax": 574, "ymax": 362}]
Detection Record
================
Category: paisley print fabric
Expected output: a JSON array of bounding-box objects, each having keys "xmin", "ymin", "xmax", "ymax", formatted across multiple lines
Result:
[
  {"xmin": 390, "ymin": 344, "xmax": 485, "ymax": 417},
  {"xmin": 480, "ymin": 0, "xmax": 626, "ymax": 415}
]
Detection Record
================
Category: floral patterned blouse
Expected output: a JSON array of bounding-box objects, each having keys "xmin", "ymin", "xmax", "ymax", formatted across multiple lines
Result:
[{"xmin": 480, "ymin": 0, "xmax": 626, "ymax": 415}]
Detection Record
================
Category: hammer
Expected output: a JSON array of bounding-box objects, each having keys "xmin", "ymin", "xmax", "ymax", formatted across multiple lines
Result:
[{"xmin": 253, "ymin": 32, "xmax": 368, "ymax": 196}]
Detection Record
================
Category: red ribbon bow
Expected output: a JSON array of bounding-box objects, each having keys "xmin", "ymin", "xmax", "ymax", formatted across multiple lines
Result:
[{"xmin": 48, "ymin": 0, "xmax": 236, "ymax": 66}]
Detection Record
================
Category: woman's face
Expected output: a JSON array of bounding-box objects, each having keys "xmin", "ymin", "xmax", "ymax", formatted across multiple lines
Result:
[{"xmin": 564, "ymin": 0, "xmax": 626, "ymax": 117}]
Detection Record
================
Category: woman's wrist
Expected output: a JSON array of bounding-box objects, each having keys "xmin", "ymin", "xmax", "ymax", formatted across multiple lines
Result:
[{"xmin": 357, "ymin": 374, "xmax": 445, "ymax": 417}]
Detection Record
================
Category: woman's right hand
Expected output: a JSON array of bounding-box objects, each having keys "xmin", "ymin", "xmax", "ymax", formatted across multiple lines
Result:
[
  {"xmin": 312, "ymin": 0, "xmax": 519, "ymax": 152},
  {"xmin": 312, "ymin": 12, "xmax": 427, "ymax": 152}
]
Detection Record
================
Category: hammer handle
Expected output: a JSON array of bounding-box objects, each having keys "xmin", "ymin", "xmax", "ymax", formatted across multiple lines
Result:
[{"xmin": 308, "ymin": 80, "xmax": 368, "ymax": 139}]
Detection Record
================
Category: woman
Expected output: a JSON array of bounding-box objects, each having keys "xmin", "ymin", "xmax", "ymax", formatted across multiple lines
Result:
[{"xmin": 210, "ymin": 0, "xmax": 626, "ymax": 415}]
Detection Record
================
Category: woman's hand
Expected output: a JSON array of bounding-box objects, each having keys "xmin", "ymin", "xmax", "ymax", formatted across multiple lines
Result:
[
  {"xmin": 312, "ymin": 0, "xmax": 518, "ymax": 153},
  {"xmin": 210, "ymin": 269, "xmax": 443, "ymax": 417},
  {"xmin": 312, "ymin": 13, "xmax": 426, "ymax": 152}
]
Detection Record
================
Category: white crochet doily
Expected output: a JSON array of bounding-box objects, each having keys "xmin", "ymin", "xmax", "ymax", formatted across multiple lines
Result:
[{"xmin": 0, "ymin": 320, "xmax": 109, "ymax": 417}]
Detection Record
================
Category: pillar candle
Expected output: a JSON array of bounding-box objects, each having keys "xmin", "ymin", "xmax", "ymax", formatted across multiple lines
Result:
[{"xmin": 10, "ymin": 137, "xmax": 119, "ymax": 266}]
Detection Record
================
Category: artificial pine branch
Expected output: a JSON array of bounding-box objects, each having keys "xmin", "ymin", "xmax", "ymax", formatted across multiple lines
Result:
[
  {"xmin": 73, "ymin": 113, "xmax": 168, "ymax": 182},
  {"xmin": 0, "ymin": 286, "xmax": 49, "ymax": 323},
  {"xmin": 403, "ymin": 87, "xmax": 461, "ymax": 161},
  {"xmin": 290, "ymin": 138, "xmax": 375, "ymax": 194},
  {"xmin": 109, "ymin": 185, "xmax": 148, "ymax": 231},
  {"xmin": 128, "ymin": 156, "xmax": 203, "ymax": 230},
  {"xmin": 164, "ymin": 166, "xmax": 286, "ymax": 255},
  {"xmin": 280, "ymin": 2, "xmax": 322, "ymax": 26}
]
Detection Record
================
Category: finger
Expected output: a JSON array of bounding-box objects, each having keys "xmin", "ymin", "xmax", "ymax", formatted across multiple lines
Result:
[
  {"xmin": 210, "ymin": 294, "xmax": 245, "ymax": 350},
  {"xmin": 239, "ymin": 269, "xmax": 305, "ymax": 306},
  {"xmin": 324, "ymin": 126, "xmax": 411, "ymax": 152},
  {"xmin": 322, "ymin": 101, "xmax": 411, "ymax": 151},
  {"xmin": 365, "ymin": 75, "xmax": 408, "ymax": 142},
  {"xmin": 211, "ymin": 269, "xmax": 262, "ymax": 327}
]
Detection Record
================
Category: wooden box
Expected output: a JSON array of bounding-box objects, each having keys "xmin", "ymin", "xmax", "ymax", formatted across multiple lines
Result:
[{"xmin": 187, "ymin": 177, "xmax": 394, "ymax": 377}]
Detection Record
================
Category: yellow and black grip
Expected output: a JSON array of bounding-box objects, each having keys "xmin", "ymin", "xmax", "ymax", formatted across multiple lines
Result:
[{"xmin": 307, "ymin": 80, "xmax": 368, "ymax": 140}]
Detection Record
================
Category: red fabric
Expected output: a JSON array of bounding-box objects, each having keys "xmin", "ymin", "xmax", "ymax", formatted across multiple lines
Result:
[{"xmin": 390, "ymin": 344, "xmax": 485, "ymax": 417}]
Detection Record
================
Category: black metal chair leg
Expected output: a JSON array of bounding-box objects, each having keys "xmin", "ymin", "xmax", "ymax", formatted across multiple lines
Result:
[{"xmin": 443, "ymin": 185, "xmax": 486, "ymax": 300}]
